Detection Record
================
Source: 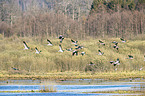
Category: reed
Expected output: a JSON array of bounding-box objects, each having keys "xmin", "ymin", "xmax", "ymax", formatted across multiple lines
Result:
[
  {"xmin": 40, "ymin": 85, "xmax": 57, "ymax": 92},
  {"xmin": 0, "ymin": 35, "xmax": 145, "ymax": 77}
]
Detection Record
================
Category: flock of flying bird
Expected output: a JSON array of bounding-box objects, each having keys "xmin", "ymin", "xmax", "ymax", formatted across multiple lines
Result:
[
  {"xmin": 23, "ymin": 35, "xmax": 85, "ymax": 56},
  {"xmin": 11, "ymin": 35, "xmax": 145, "ymax": 71}
]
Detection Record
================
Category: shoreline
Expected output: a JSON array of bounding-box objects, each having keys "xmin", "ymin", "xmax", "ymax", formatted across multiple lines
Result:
[{"xmin": 0, "ymin": 71, "xmax": 145, "ymax": 81}]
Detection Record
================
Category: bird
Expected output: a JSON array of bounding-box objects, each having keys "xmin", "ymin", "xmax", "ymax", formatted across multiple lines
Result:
[
  {"xmin": 47, "ymin": 39, "xmax": 53, "ymax": 46},
  {"xmin": 115, "ymin": 68, "xmax": 118, "ymax": 71},
  {"xmin": 113, "ymin": 45, "xmax": 119, "ymax": 50},
  {"xmin": 99, "ymin": 40, "xmax": 105, "ymax": 46},
  {"xmin": 88, "ymin": 62, "xmax": 95, "ymax": 66},
  {"xmin": 126, "ymin": 55, "xmax": 133, "ymax": 59},
  {"xmin": 66, "ymin": 48, "xmax": 72, "ymax": 51},
  {"xmin": 71, "ymin": 39, "xmax": 78, "ymax": 45},
  {"xmin": 81, "ymin": 52, "xmax": 85, "ymax": 56},
  {"xmin": 11, "ymin": 67, "xmax": 19, "ymax": 70},
  {"xmin": 59, "ymin": 35, "xmax": 64, "ymax": 43},
  {"xmin": 139, "ymin": 66, "xmax": 143, "ymax": 71},
  {"xmin": 98, "ymin": 50, "xmax": 104, "ymax": 55},
  {"xmin": 23, "ymin": 41, "xmax": 29, "ymax": 50},
  {"xmin": 72, "ymin": 50, "xmax": 78, "ymax": 56},
  {"xmin": 59, "ymin": 35, "xmax": 63, "ymax": 39},
  {"xmin": 35, "ymin": 47, "xmax": 41, "ymax": 54},
  {"xmin": 75, "ymin": 46, "xmax": 83, "ymax": 50},
  {"xmin": 113, "ymin": 41, "xmax": 118, "ymax": 45},
  {"xmin": 120, "ymin": 38, "xmax": 126, "ymax": 42},
  {"xmin": 112, "ymin": 41, "xmax": 118, "ymax": 44},
  {"xmin": 113, "ymin": 42, "xmax": 119, "ymax": 50},
  {"xmin": 110, "ymin": 58, "xmax": 120, "ymax": 66},
  {"xmin": 58, "ymin": 44, "xmax": 64, "ymax": 52}
]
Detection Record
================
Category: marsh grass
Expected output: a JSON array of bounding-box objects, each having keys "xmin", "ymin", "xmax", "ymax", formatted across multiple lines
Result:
[
  {"xmin": 0, "ymin": 35, "xmax": 145, "ymax": 79},
  {"xmin": 0, "ymin": 90, "xmax": 37, "ymax": 93},
  {"xmin": 40, "ymin": 85, "xmax": 57, "ymax": 92},
  {"xmin": 39, "ymin": 80, "xmax": 57, "ymax": 92},
  {"xmin": 0, "ymin": 87, "xmax": 56, "ymax": 93},
  {"xmin": 84, "ymin": 90, "xmax": 145, "ymax": 95},
  {"xmin": 0, "ymin": 71, "xmax": 145, "ymax": 80}
]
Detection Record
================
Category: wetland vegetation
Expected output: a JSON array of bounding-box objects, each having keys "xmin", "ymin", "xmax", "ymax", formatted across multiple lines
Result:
[
  {"xmin": 0, "ymin": 35, "xmax": 145, "ymax": 80},
  {"xmin": 0, "ymin": 1, "xmax": 145, "ymax": 96}
]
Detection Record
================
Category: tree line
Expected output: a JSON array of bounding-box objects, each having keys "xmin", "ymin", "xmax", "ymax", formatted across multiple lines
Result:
[{"xmin": 0, "ymin": 0, "xmax": 144, "ymax": 39}]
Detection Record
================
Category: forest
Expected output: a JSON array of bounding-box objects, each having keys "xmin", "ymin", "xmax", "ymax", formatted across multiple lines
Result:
[
  {"xmin": 0, "ymin": 0, "xmax": 145, "ymax": 78},
  {"xmin": 0, "ymin": 0, "xmax": 144, "ymax": 39}
]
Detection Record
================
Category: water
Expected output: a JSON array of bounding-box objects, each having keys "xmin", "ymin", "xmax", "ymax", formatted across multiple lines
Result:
[
  {"xmin": 0, "ymin": 79, "xmax": 144, "ymax": 96},
  {"xmin": 0, "ymin": 92, "xmax": 131, "ymax": 96}
]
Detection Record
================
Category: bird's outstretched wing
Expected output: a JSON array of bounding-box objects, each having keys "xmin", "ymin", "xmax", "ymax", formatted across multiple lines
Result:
[
  {"xmin": 47, "ymin": 39, "xmax": 52, "ymax": 45},
  {"xmin": 23, "ymin": 41, "xmax": 29, "ymax": 49}
]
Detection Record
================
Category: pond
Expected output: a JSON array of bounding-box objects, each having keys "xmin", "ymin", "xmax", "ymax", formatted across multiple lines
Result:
[{"xmin": 0, "ymin": 78, "xmax": 145, "ymax": 96}]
